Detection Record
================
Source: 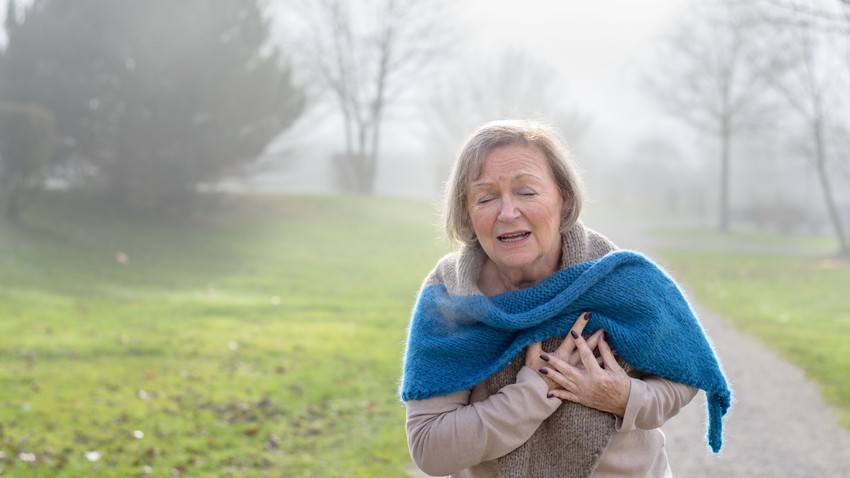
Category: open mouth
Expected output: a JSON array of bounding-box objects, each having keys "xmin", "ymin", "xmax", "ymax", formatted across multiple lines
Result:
[{"xmin": 497, "ymin": 231, "xmax": 531, "ymax": 243}]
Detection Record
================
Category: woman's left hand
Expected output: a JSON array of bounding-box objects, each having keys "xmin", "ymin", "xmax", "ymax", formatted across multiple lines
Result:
[{"xmin": 539, "ymin": 331, "xmax": 631, "ymax": 417}]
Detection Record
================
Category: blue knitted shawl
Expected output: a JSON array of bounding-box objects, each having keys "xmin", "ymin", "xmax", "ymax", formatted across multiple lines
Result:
[{"xmin": 401, "ymin": 250, "xmax": 732, "ymax": 452}]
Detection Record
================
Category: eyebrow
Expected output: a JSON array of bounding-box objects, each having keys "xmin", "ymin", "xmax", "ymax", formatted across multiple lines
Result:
[{"xmin": 470, "ymin": 173, "xmax": 543, "ymax": 189}]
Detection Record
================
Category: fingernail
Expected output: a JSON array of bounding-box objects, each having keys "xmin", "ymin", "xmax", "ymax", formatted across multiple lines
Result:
[
  {"xmin": 585, "ymin": 312, "xmax": 592, "ymax": 320},
  {"xmin": 540, "ymin": 353, "xmax": 550, "ymax": 362},
  {"xmin": 571, "ymin": 330, "xmax": 579, "ymax": 339},
  {"xmin": 538, "ymin": 368, "xmax": 548, "ymax": 375},
  {"xmin": 602, "ymin": 331, "xmax": 607, "ymax": 341},
  {"xmin": 547, "ymin": 392, "xmax": 553, "ymax": 399}
]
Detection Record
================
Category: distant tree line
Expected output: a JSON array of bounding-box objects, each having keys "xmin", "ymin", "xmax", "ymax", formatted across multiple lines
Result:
[
  {"xmin": 0, "ymin": 0, "xmax": 304, "ymax": 218},
  {"xmin": 645, "ymin": 0, "xmax": 850, "ymax": 257}
]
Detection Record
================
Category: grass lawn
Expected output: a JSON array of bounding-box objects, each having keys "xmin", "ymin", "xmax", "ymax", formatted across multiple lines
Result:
[
  {"xmin": 0, "ymin": 192, "xmax": 447, "ymax": 477},
  {"xmin": 656, "ymin": 246, "xmax": 850, "ymax": 427},
  {"xmin": 650, "ymin": 226, "xmax": 839, "ymax": 250}
]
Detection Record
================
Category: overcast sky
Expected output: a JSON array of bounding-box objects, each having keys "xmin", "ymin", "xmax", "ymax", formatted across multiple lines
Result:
[{"xmin": 446, "ymin": 0, "xmax": 689, "ymax": 159}]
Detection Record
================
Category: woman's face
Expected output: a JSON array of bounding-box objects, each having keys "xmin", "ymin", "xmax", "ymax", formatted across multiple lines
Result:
[{"xmin": 467, "ymin": 143, "xmax": 567, "ymax": 275}]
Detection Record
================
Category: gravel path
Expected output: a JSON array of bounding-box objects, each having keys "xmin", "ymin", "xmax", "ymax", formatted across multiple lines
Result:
[
  {"xmin": 662, "ymin": 304, "xmax": 850, "ymax": 476},
  {"xmin": 598, "ymin": 216, "xmax": 850, "ymax": 477},
  {"xmin": 407, "ymin": 217, "xmax": 850, "ymax": 477}
]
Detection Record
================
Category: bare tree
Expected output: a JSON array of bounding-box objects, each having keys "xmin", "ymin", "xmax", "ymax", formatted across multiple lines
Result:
[
  {"xmin": 643, "ymin": 1, "xmax": 774, "ymax": 233},
  {"xmin": 421, "ymin": 50, "xmax": 591, "ymax": 186},
  {"xmin": 286, "ymin": 0, "xmax": 449, "ymax": 194},
  {"xmin": 755, "ymin": 0, "xmax": 850, "ymax": 256}
]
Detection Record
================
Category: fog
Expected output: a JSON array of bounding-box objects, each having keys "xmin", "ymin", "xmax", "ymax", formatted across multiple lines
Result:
[
  {"xmin": 258, "ymin": 0, "xmax": 690, "ymax": 200},
  {"xmin": 2, "ymin": 0, "xmax": 849, "ymax": 242},
  {"xmin": 259, "ymin": 0, "xmax": 847, "ymax": 245}
]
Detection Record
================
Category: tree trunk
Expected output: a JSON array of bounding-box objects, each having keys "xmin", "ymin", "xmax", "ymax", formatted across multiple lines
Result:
[
  {"xmin": 718, "ymin": 121, "xmax": 731, "ymax": 233},
  {"xmin": 364, "ymin": 113, "xmax": 381, "ymax": 197},
  {"xmin": 342, "ymin": 107, "xmax": 354, "ymax": 158},
  {"xmin": 363, "ymin": 13, "xmax": 392, "ymax": 199},
  {"xmin": 355, "ymin": 120, "xmax": 373, "ymax": 195},
  {"xmin": 0, "ymin": 175, "xmax": 22, "ymax": 222},
  {"xmin": 812, "ymin": 120, "xmax": 849, "ymax": 257}
]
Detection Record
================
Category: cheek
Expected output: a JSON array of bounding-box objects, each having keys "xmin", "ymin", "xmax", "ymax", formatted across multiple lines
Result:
[
  {"xmin": 468, "ymin": 207, "xmax": 490, "ymax": 232},
  {"xmin": 535, "ymin": 201, "xmax": 564, "ymax": 233}
]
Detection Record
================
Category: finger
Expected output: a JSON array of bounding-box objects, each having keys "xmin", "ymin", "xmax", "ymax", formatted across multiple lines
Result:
[
  {"xmin": 555, "ymin": 312, "xmax": 591, "ymax": 357},
  {"xmin": 568, "ymin": 329, "xmax": 603, "ymax": 367},
  {"xmin": 571, "ymin": 330, "xmax": 600, "ymax": 372},
  {"xmin": 524, "ymin": 341, "xmax": 544, "ymax": 368},
  {"xmin": 539, "ymin": 366, "xmax": 575, "ymax": 392},
  {"xmin": 585, "ymin": 329, "xmax": 603, "ymax": 352},
  {"xmin": 599, "ymin": 332, "xmax": 625, "ymax": 372},
  {"xmin": 572, "ymin": 311, "xmax": 591, "ymax": 336},
  {"xmin": 546, "ymin": 388, "xmax": 580, "ymax": 403},
  {"xmin": 540, "ymin": 350, "xmax": 578, "ymax": 379},
  {"xmin": 535, "ymin": 365, "xmax": 563, "ymax": 390}
]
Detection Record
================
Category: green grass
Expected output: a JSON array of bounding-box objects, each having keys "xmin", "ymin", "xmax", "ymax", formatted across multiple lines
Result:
[
  {"xmin": 650, "ymin": 226, "xmax": 839, "ymax": 250},
  {"xmin": 0, "ymin": 192, "xmax": 447, "ymax": 477},
  {"xmin": 656, "ymin": 248, "xmax": 850, "ymax": 427}
]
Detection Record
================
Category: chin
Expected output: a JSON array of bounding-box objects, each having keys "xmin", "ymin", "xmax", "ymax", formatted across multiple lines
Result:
[{"xmin": 496, "ymin": 254, "xmax": 537, "ymax": 269}]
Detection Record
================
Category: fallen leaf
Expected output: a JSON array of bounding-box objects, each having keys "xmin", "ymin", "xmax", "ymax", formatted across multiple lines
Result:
[{"xmin": 19, "ymin": 452, "xmax": 36, "ymax": 463}]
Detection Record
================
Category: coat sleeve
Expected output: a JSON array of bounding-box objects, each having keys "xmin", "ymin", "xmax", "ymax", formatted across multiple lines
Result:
[
  {"xmin": 616, "ymin": 376, "xmax": 698, "ymax": 432},
  {"xmin": 406, "ymin": 366, "xmax": 560, "ymax": 477}
]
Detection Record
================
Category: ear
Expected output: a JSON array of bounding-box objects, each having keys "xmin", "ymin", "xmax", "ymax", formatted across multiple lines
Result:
[{"xmin": 561, "ymin": 194, "xmax": 571, "ymax": 215}]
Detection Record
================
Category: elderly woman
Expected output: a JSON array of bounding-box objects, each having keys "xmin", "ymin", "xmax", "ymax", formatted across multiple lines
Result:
[{"xmin": 400, "ymin": 120, "xmax": 731, "ymax": 477}]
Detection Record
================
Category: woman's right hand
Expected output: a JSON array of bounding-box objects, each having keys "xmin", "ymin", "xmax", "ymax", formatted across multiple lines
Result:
[{"xmin": 525, "ymin": 312, "xmax": 604, "ymax": 391}]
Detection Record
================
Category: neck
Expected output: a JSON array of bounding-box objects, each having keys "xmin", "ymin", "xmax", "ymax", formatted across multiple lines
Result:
[{"xmin": 479, "ymin": 253, "xmax": 562, "ymax": 295}]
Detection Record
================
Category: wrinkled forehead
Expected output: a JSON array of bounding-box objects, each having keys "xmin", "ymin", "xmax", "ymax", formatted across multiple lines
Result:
[{"xmin": 468, "ymin": 139, "xmax": 541, "ymax": 181}]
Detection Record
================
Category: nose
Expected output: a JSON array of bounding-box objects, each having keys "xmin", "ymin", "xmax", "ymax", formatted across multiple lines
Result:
[{"xmin": 497, "ymin": 195, "xmax": 520, "ymax": 222}]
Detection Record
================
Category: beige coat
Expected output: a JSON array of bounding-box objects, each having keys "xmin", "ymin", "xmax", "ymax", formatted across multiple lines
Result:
[{"xmin": 407, "ymin": 367, "xmax": 697, "ymax": 477}]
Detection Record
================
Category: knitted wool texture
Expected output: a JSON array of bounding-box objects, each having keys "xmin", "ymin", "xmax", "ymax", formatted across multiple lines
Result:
[
  {"xmin": 485, "ymin": 224, "xmax": 621, "ymax": 478},
  {"xmin": 485, "ymin": 334, "xmax": 616, "ymax": 478},
  {"xmin": 401, "ymin": 238, "xmax": 732, "ymax": 457}
]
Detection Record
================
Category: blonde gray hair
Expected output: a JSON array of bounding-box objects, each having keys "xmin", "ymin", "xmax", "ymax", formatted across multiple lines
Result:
[{"xmin": 442, "ymin": 119, "xmax": 584, "ymax": 245}]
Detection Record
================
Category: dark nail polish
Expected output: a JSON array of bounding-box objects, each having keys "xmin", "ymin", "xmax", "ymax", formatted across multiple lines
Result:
[
  {"xmin": 571, "ymin": 330, "xmax": 579, "ymax": 339},
  {"xmin": 547, "ymin": 392, "xmax": 553, "ymax": 399},
  {"xmin": 540, "ymin": 353, "xmax": 550, "ymax": 362},
  {"xmin": 538, "ymin": 368, "xmax": 548, "ymax": 375},
  {"xmin": 585, "ymin": 312, "xmax": 592, "ymax": 320}
]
